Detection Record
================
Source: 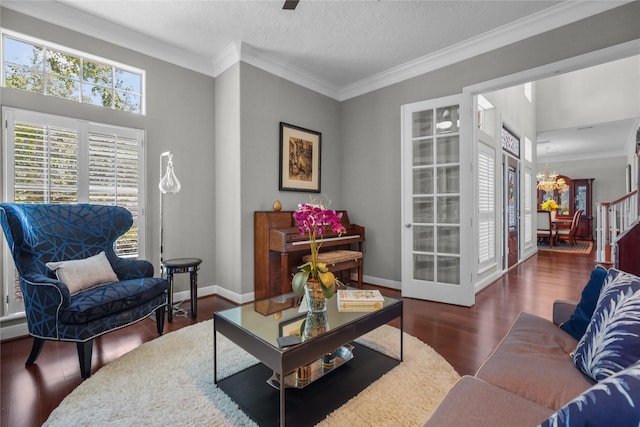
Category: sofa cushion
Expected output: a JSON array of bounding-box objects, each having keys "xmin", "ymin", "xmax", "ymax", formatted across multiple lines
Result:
[
  {"xmin": 476, "ymin": 312, "xmax": 595, "ymax": 410},
  {"xmin": 573, "ymin": 268, "xmax": 640, "ymax": 382},
  {"xmin": 559, "ymin": 266, "xmax": 607, "ymax": 339},
  {"xmin": 46, "ymin": 251, "xmax": 118, "ymax": 295},
  {"xmin": 59, "ymin": 277, "xmax": 168, "ymax": 324},
  {"xmin": 424, "ymin": 376, "xmax": 553, "ymax": 427},
  {"xmin": 538, "ymin": 360, "xmax": 640, "ymax": 427}
]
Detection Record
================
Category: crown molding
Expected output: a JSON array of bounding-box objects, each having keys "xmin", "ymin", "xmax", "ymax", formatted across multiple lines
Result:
[
  {"xmin": 2, "ymin": 0, "xmax": 630, "ymax": 101},
  {"xmin": 211, "ymin": 42, "xmax": 340, "ymax": 99},
  {"xmin": 238, "ymin": 43, "xmax": 341, "ymax": 100},
  {"xmin": 338, "ymin": 1, "xmax": 631, "ymax": 100},
  {"xmin": 212, "ymin": 42, "xmax": 241, "ymax": 77},
  {"xmin": 2, "ymin": 0, "xmax": 217, "ymax": 77}
]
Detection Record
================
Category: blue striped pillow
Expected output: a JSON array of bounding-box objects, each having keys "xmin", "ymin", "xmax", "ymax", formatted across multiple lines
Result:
[
  {"xmin": 539, "ymin": 360, "xmax": 640, "ymax": 427},
  {"xmin": 573, "ymin": 268, "xmax": 640, "ymax": 382}
]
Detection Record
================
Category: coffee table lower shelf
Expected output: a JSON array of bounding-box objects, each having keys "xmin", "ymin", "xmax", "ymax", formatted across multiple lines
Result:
[
  {"xmin": 266, "ymin": 345, "xmax": 354, "ymax": 389},
  {"xmin": 217, "ymin": 342, "xmax": 399, "ymax": 427}
]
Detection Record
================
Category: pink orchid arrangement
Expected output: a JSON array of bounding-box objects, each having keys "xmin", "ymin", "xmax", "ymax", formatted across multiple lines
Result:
[{"xmin": 291, "ymin": 203, "xmax": 346, "ymax": 298}]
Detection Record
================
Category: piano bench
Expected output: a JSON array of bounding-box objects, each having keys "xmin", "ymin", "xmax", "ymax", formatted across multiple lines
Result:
[{"xmin": 303, "ymin": 250, "xmax": 363, "ymax": 288}]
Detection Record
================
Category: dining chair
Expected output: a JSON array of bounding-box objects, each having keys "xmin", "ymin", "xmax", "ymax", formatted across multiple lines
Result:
[
  {"xmin": 537, "ymin": 211, "xmax": 554, "ymax": 247},
  {"xmin": 556, "ymin": 209, "xmax": 584, "ymax": 246}
]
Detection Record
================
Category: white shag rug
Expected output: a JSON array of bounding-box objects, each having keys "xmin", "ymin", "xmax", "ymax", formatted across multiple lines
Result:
[{"xmin": 44, "ymin": 321, "xmax": 460, "ymax": 426}]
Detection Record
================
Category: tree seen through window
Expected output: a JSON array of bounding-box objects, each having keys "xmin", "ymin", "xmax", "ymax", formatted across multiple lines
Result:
[{"xmin": 3, "ymin": 34, "xmax": 143, "ymax": 114}]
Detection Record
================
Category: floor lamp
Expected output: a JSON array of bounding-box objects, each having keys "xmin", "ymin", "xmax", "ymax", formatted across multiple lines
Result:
[{"xmin": 159, "ymin": 151, "xmax": 181, "ymax": 267}]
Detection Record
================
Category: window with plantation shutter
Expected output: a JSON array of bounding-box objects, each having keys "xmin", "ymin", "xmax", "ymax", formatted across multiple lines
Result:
[
  {"xmin": 2, "ymin": 107, "xmax": 145, "ymax": 316},
  {"xmin": 477, "ymin": 143, "xmax": 495, "ymax": 270},
  {"xmin": 87, "ymin": 125, "xmax": 143, "ymax": 258},
  {"xmin": 13, "ymin": 119, "xmax": 79, "ymax": 204}
]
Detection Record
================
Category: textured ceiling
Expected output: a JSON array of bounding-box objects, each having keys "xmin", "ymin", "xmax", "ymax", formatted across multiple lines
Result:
[
  {"xmin": 4, "ymin": 0, "xmax": 627, "ymax": 100},
  {"xmin": 58, "ymin": 0, "xmax": 563, "ymax": 88}
]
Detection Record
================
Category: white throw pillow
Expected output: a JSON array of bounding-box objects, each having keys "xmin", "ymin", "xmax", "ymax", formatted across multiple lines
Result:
[{"xmin": 47, "ymin": 251, "xmax": 118, "ymax": 295}]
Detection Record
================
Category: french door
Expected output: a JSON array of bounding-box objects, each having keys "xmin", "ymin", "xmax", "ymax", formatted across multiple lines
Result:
[
  {"xmin": 505, "ymin": 156, "xmax": 520, "ymax": 268},
  {"xmin": 401, "ymin": 94, "xmax": 473, "ymax": 306}
]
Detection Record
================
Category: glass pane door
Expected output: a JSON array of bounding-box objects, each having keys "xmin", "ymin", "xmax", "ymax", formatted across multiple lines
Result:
[
  {"xmin": 411, "ymin": 105, "xmax": 461, "ymax": 285},
  {"xmin": 402, "ymin": 94, "xmax": 471, "ymax": 306}
]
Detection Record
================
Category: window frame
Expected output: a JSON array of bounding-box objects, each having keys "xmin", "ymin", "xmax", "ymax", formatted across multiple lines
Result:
[
  {"xmin": 2, "ymin": 29, "xmax": 146, "ymax": 115},
  {"xmin": 2, "ymin": 106, "xmax": 146, "ymax": 316}
]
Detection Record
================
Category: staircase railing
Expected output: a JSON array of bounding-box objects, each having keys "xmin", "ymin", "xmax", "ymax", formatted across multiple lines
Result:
[{"xmin": 596, "ymin": 190, "xmax": 638, "ymax": 267}]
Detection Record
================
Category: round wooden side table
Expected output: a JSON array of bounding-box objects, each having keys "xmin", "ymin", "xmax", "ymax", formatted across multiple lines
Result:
[{"xmin": 161, "ymin": 257, "xmax": 202, "ymax": 323}]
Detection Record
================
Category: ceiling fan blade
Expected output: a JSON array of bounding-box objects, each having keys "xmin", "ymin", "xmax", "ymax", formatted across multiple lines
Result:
[{"xmin": 283, "ymin": 0, "xmax": 299, "ymax": 10}]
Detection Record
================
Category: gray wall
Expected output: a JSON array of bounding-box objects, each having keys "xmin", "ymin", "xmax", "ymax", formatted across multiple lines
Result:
[
  {"xmin": 238, "ymin": 63, "xmax": 342, "ymax": 295},
  {"xmin": 0, "ymin": 8, "xmax": 216, "ymax": 302},
  {"xmin": 1, "ymin": 2, "xmax": 640, "ymax": 320},
  {"xmin": 340, "ymin": 2, "xmax": 640, "ymax": 284}
]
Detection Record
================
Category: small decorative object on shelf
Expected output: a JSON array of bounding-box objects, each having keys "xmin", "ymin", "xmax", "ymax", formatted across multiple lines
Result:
[
  {"xmin": 540, "ymin": 199, "xmax": 558, "ymax": 212},
  {"xmin": 272, "ymin": 199, "xmax": 282, "ymax": 211},
  {"xmin": 296, "ymin": 364, "xmax": 311, "ymax": 382},
  {"xmin": 291, "ymin": 195, "xmax": 346, "ymax": 300}
]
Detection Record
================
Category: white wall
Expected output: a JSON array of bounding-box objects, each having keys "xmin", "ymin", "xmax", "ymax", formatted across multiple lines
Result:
[
  {"xmin": 537, "ymin": 56, "xmax": 640, "ymax": 132},
  {"xmin": 214, "ymin": 64, "xmax": 242, "ymax": 297},
  {"xmin": 480, "ymin": 83, "xmax": 537, "ymax": 276}
]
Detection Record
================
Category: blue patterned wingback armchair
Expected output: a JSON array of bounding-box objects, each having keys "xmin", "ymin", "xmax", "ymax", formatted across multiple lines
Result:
[{"xmin": 0, "ymin": 203, "xmax": 168, "ymax": 379}]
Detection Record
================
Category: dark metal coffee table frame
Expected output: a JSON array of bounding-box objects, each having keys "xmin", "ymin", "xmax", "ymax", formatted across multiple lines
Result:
[{"xmin": 213, "ymin": 298, "xmax": 403, "ymax": 427}]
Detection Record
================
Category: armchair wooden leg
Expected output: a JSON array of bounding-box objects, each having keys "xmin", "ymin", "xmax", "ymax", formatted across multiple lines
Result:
[
  {"xmin": 25, "ymin": 337, "xmax": 45, "ymax": 366},
  {"xmin": 155, "ymin": 306, "xmax": 166, "ymax": 335},
  {"xmin": 77, "ymin": 340, "xmax": 93, "ymax": 379}
]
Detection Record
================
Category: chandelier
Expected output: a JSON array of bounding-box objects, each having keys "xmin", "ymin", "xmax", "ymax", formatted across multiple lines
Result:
[{"xmin": 536, "ymin": 164, "xmax": 568, "ymax": 192}]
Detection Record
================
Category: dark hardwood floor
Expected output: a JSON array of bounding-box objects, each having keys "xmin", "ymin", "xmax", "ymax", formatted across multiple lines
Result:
[{"xmin": 1, "ymin": 249, "xmax": 596, "ymax": 427}]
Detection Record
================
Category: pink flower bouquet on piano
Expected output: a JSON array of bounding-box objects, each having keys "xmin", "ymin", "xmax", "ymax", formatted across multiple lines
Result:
[{"xmin": 291, "ymin": 201, "xmax": 346, "ymax": 299}]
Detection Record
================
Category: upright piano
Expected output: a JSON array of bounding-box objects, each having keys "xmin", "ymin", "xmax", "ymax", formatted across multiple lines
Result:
[{"xmin": 254, "ymin": 210, "xmax": 365, "ymax": 300}]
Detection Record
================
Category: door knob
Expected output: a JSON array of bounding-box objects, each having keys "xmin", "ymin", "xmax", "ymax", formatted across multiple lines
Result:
[{"xmin": 405, "ymin": 223, "xmax": 412, "ymax": 228}]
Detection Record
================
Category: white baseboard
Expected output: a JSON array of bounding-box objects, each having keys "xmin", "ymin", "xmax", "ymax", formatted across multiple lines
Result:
[
  {"xmin": 362, "ymin": 275, "xmax": 402, "ymax": 291},
  {"xmin": 173, "ymin": 284, "xmax": 254, "ymax": 305},
  {"xmin": 0, "ymin": 321, "xmax": 29, "ymax": 340},
  {"xmin": 474, "ymin": 270, "xmax": 504, "ymax": 293}
]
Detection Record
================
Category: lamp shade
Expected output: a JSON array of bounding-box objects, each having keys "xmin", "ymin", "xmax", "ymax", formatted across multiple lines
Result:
[{"xmin": 159, "ymin": 154, "xmax": 181, "ymax": 194}]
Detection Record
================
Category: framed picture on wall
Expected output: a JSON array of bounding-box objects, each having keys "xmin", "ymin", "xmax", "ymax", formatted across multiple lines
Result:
[{"xmin": 279, "ymin": 122, "xmax": 321, "ymax": 192}]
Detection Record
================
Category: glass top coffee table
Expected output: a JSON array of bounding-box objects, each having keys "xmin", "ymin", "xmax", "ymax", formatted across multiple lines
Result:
[{"xmin": 213, "ymin": 289, "xmax": 403, "ymax": 426}]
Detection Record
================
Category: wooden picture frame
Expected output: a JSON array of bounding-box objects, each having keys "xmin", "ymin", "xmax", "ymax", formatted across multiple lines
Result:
[{"xmin": 279, "ymin": 122, "xmax": 321, "ymax": 192}]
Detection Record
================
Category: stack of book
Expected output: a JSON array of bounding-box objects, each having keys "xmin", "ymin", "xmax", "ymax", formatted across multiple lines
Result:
[{"xmin": 337, "ymin": 289, "xmax": 384, "ymax": 312}]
